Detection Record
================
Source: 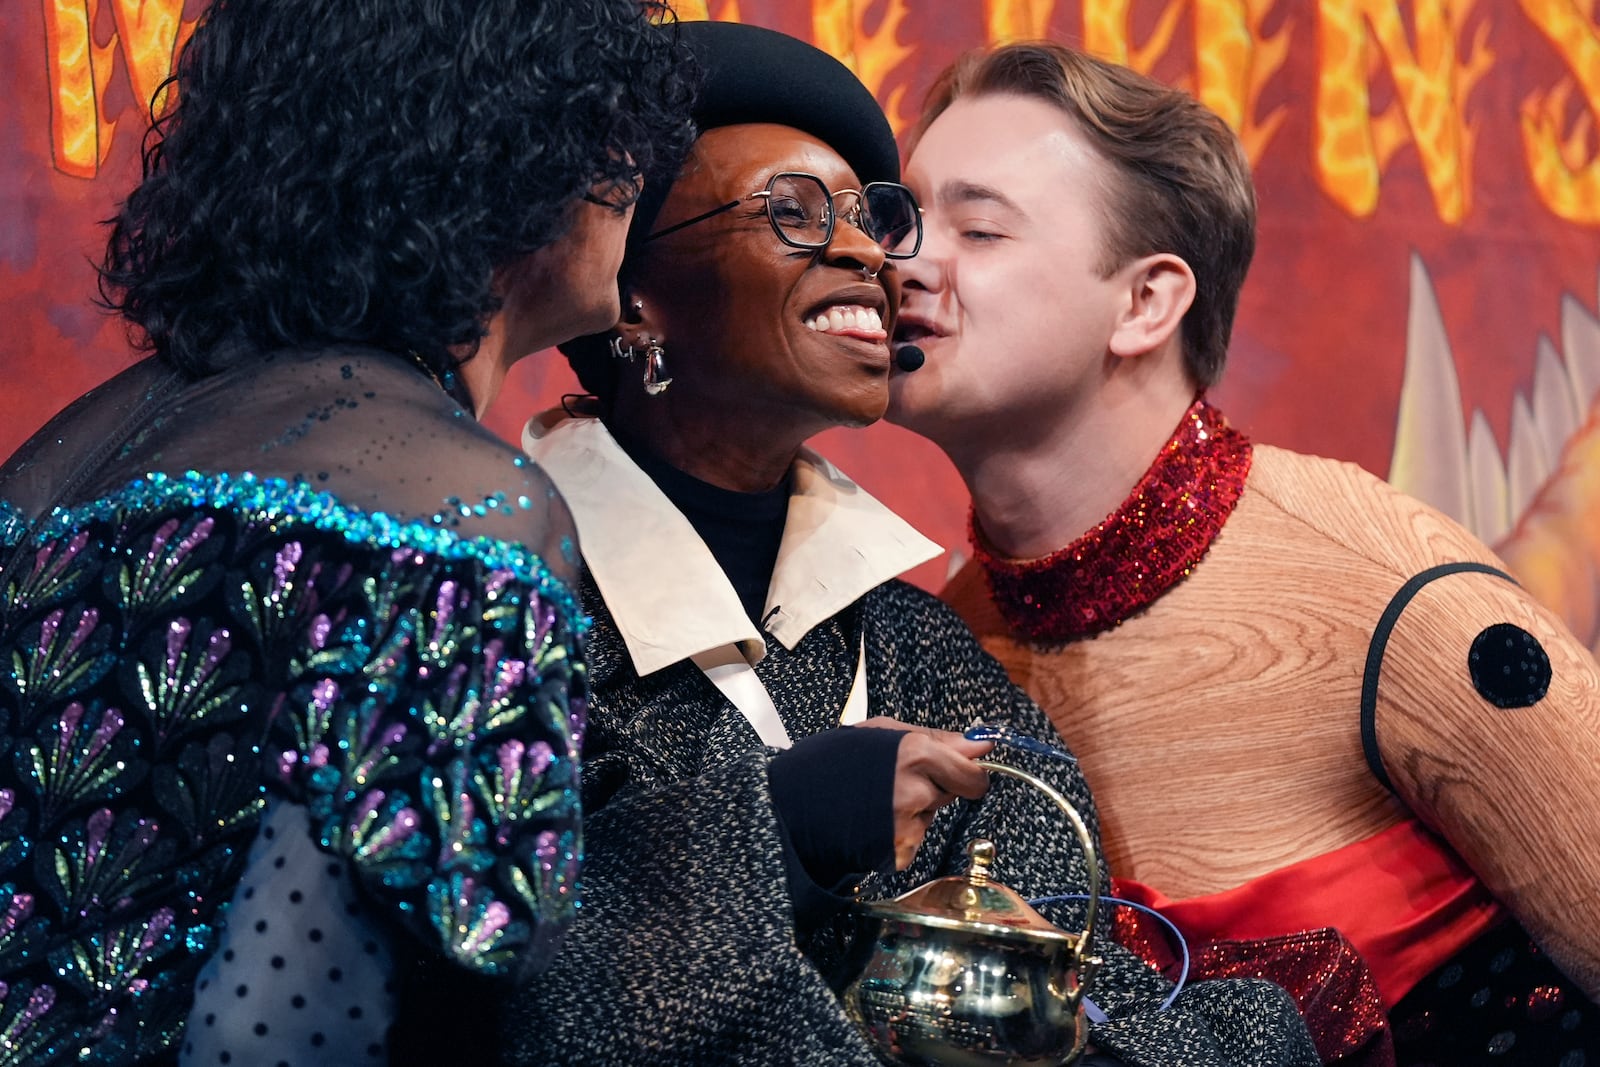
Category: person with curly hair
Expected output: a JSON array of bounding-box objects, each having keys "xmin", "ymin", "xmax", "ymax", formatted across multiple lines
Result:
[{"xmin": 0, "ymin": 1, "xmax": 693, "ymax": 1064}]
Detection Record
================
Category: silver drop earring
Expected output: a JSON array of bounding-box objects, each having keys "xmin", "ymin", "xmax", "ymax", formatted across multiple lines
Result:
[{"xmin": 642, "ymin": 338, "xmax": 671, "ymax": 396}]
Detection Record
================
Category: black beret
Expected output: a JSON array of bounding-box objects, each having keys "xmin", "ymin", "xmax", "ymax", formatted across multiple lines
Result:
[
  {"xmin": 683, "ymin": 21, "xmax": 899, "ymax": 184},
  {"xmin": 631, "ymin": 20, "xmax": 900, "ymax": 240}
]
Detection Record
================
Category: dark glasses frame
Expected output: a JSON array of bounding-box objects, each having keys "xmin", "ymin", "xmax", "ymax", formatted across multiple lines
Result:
[{"xmin": 644, "ymin": 171, "xmax": 923, "ymax": 259}]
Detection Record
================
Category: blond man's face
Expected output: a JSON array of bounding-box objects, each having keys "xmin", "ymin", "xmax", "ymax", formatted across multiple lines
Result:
[{"xmin": 888, "ymin": 93, "xmax": 1130, "ymax": 447}]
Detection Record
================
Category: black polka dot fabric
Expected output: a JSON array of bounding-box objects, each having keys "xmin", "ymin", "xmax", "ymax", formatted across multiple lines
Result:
[
  {"xmin": 1389, "ymin": 921, "xmax": 1597, "ymax": 1064},
  {"xmin": 180, "ymin": 799, "xmax": 395, "ymax": 1066},
  {"xmin": 1468, "ymin": 623, "xmax": 1552, "ymax": 708}
]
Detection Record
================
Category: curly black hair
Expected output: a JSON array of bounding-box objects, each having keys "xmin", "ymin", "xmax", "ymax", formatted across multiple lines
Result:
[{"xmin": 98, "ymin": 0, "xmax": 697, "ymax": 380}]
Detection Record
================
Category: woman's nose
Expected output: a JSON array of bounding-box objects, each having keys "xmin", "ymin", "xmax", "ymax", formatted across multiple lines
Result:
[{"xmin": 825, "ymin": 206, "xmax": 890, "ymax": 273}]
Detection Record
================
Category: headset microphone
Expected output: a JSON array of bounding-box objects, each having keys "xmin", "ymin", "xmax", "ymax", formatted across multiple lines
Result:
[{"xmin": 894, "ymin": 344, "xmax": 926, "ymax": 373}]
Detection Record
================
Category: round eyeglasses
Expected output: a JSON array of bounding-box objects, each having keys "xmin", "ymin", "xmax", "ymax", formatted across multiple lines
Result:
[{"xmin": 645, "ymin": 171, "xmax": 923, "ymax": 259}]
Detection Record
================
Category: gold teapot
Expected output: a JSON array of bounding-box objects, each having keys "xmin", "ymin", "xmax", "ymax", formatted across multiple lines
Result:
[{"xmin": 843, "ymin": 762, "xmax": 1102, "ymax": 1067}]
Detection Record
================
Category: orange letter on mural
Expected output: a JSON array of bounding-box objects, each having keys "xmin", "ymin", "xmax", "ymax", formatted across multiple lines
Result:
[
  {"xmin": 44, "ymin": 0, "xmax": 196, "ymax": 179},
  {"xmin": 1192, "ymin": 0, "xmax": 1292, "ymax": 164},
  {"xmin": 1519, "ymin": 0, "xmax": 1600, "ymax": 226},
  {"xmin": 1079, "ymin": 0, "xmax": 1289, "ymax": 165},
  {"xmin": 670, "ymin": 0, "xmax": 741, "ymax": 22},
  {"xmin": 1081, "ymin": 0, "xmax": 1187, "ymax": 75},
  {"xmin": 985, "ymin": 0, "xmax": 1056, "ymax": 42},
  {"xmin": 813, "ymin": 0, "xmax": 916, "ymax": 133},
  {"xmin": 1314, "ymin": 0, "xmax": 1493, "ymax": 224},
  {"xmin": 111, "ymin": 0, "xmax": 193, "ymax": 121},
  {"xmin": 44, "ymin": 0, "xmax": 119, "ymax": 179}
]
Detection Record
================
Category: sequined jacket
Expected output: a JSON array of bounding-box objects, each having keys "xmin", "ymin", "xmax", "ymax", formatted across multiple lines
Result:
[
  {"xmin": 0, "ymin": 351, "xmax": 587, "ymax": 1065},
  {"xmin": 496, "ymin": 415, "xmax": 1318, "ymax": 1067}
]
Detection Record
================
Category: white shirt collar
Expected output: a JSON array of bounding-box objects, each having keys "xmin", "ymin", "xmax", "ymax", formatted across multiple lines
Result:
[{"xmin": 523, "ymin": 413, "xmax": 942, "ymax": 677}]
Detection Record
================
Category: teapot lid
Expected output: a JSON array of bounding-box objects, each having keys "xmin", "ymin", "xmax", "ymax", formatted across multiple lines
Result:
[{"xmin": 862, "ymin": 838, "xmax": 1081, "ymax": 949}]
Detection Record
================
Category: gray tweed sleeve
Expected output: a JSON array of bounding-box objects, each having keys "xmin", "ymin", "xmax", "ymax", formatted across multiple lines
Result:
[
  {"xmin": 499, "ymin": 751, "xmax": 887, "ymax": 1067},
  {"xmin": 859, "ymin": 581, "xmax": 1320, "ymax": 1067}
]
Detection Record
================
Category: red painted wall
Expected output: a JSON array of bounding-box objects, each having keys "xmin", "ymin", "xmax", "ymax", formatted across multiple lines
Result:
[{"xmin": 5, "ymin": 2, "xmax": 1598, "ymax": 632}]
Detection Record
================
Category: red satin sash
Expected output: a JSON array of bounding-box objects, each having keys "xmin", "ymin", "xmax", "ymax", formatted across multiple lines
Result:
[
  {"xmin": 1111, "ymin": 820, "xmax": 1505, "ymax": 1064},
  {"xmin": 1113, "ymin": 819, "xmax": 1503, "ymax": 1006}
]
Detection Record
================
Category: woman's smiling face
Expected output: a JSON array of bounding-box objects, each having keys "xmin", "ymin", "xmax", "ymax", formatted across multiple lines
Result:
[{"xmin": 630, "ymin": 123, "xmax": 900, "ymax": 435}]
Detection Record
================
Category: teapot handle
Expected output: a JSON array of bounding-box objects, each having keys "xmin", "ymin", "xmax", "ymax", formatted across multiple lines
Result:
[{"xmin": 974, "ymin": 760, "xmax": 1100, "ymax": 958}]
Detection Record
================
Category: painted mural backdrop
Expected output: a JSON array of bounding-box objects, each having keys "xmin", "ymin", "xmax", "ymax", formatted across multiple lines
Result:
[{"xmin": 3, "ymin": 1, "xmax": 1599, "ymax": 643}]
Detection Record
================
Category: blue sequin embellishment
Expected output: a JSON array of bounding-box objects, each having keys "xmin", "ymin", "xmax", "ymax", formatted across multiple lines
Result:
[
  {"xmin": 0, "ymin": 473, "xmax": 588, "ymax": 1064},
  {"xmin": 29, "ymin": 471, "xmax": 583, "ymax": 629},
  {"xmin": 0, "ymin": 499, "xmax": 24, "ymax": 549}
]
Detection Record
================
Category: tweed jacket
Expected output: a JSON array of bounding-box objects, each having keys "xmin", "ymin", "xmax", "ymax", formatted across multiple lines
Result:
[{"xmin": 496, "ymin": 415, "xmax": 1318, "ymax": 1067}]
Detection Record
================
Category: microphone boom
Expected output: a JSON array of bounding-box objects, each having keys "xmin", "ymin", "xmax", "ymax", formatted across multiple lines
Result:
[{"xmin": 895, "ymin": 344, "xmax": 926, "ymax": 372}]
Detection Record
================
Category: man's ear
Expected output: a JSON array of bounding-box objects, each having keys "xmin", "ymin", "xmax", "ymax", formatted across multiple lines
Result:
[{"xmin": 1109, "ymin": 253, "xmax": 1196, "ymax": 359}]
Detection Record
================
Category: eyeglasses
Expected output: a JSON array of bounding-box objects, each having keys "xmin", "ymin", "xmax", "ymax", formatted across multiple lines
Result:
[{"xmin": 644, "ymin": 171, "xmax": 923, "ymax": 259}]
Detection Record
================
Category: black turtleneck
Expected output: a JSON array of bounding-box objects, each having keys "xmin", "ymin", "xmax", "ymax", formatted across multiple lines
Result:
[{"xmin": 619, "ymin": 434, "xmax": 790, "ymax": 626}]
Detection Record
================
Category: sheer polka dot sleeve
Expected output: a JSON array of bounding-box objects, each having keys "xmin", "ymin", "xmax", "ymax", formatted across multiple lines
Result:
[
  {"xmin": 181, "ymin": 800, "xmax": 394, "ymax": 1066},
  {"xmin": 264, "ymin": 544, "xmax": 587, "ymax": 978}
]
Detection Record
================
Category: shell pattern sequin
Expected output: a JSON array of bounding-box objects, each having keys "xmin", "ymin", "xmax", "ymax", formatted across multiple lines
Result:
[{"xmin": 0, "ymin": 472, "xmax": 586, "ymax": 1064}]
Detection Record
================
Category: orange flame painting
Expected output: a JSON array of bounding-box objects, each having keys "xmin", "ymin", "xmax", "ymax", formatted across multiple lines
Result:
[
  {"xmin": 813, "ymin": 0, "xmax": 919, "ymax": 134},
  {"xmin": 3, "ymin": 0, "xmax": 1599, "ymax": 636}
]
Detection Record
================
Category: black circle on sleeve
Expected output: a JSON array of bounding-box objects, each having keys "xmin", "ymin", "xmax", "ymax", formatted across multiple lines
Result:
[
  {"xmin": 1361, "ymin": 562, "xmax": 1518, "ymax": 792},
  {"xmin": 1469, "ymin": 623, "xmax": 1552, "ymax": 709}
]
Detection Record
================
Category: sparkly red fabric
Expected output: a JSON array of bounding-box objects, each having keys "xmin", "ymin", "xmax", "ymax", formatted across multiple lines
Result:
[
  {"xmin": 1114, "ymin": 909, "xmax": 1395, "ymax": 1066},
  {"xmin": 971, "ymin": 398, "xmax": 1252, "ymax": 644}
]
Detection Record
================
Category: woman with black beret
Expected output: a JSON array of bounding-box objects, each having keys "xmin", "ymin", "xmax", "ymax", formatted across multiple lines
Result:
[{"xmin": 503, "ymin": 20, "xmax": 1318, "ymax": 1067}]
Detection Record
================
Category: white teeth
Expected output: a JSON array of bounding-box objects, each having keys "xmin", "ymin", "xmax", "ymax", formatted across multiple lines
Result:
[{"xmin": 803, "ymin": 304, "xmax": 885, "ymax": 334}]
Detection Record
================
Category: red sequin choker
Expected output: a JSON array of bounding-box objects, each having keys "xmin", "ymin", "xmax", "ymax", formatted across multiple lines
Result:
[{"xmin": 972, "ymin": 398, "xmax": 1252, "ymax": 644}]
